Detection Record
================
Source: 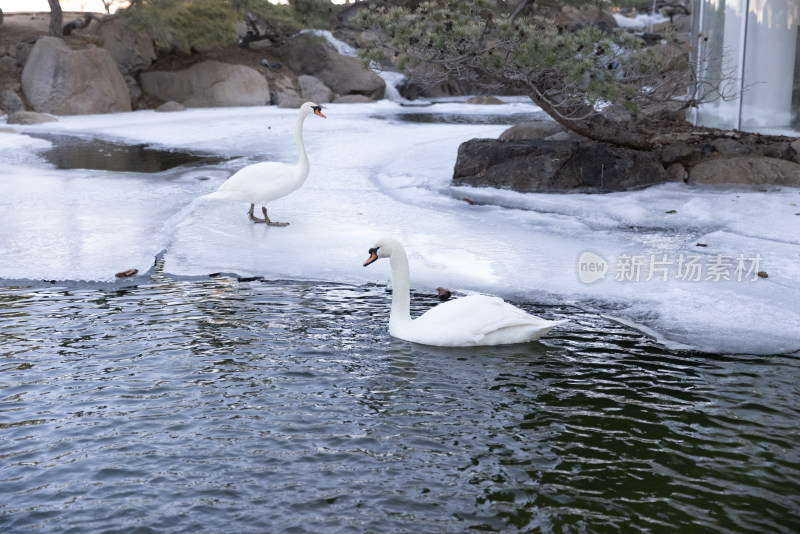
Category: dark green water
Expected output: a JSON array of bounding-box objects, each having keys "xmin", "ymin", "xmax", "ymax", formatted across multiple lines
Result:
[{"xmin": 1, "ymin": 276, "xmax": 798, "ymax": 533}]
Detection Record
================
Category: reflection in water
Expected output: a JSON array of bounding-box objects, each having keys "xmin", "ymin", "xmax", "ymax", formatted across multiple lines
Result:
[
  {"xmin": 1, "ymin": 278, "xmax": 799, "ymax": 533},
  {"xmin": 31, "ymin": 133, "xmax": 227, "ymax": 173}
]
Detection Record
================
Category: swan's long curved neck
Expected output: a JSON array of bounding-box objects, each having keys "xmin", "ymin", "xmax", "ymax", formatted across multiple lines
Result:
[
  {"xmin": 389, "ymin": 248, "xmax": 412, "ymax": 327},
  {"xmin": 295, "ymin": 112, "xmax": 310, "ymax": 178}
]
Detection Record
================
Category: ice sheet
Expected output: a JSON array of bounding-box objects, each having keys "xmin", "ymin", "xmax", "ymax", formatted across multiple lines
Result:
[{"xmin": 2, "ymin": 102, "xmax": 799, "ymax": 354}]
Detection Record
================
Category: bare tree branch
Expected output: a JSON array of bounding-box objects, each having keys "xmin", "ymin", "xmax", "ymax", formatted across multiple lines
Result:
[{"xmin": 48, "ymin": 0, "xmax": 63, "ymax": 37}]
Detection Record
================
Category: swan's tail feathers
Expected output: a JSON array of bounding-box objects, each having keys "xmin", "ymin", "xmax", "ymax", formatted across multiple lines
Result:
[
  {"xmin": 535, "ymin": 319, "xmax": 569, "ymax": 339},
  {"xmin": 199, "ymin": 190, "xmax": 228, "ymax": 202},
  {"xmin": 479, "ymin": 318, "xmax": 568, "ymax": 345}
]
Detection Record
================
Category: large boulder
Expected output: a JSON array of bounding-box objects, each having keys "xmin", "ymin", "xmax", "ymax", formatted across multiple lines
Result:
[
  {"xmin": 688, "ymin": 156, "xmax": 800, "ymax": 186},
  {"xmin": 298, "ymin": 75, "xmax": 333, "ymax": 104},
  {"xmin": 272, "ymin": 76, "xmax": 303, "ymax": 108},
  {"xmin": 452, "ymin": 138, "xmax": 669, "ymax": 192},
  {"xmin": 90, "ymin": 16, "xmax": 155, "ymax": 75},
  {"xmin": 21, "ymin": 37, "xmax": 131, "ymax": 115},
  {"xmin": 140, "ymin": 60, "xmax": 270, "ymax": 107},
  {"xmin": 280, "ymin": 33, "xmax": 385, "ymax": 100}
]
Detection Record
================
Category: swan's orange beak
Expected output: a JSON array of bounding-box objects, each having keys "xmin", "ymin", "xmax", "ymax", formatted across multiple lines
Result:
[
  {"xmin": 314, "ymin": 108, "xmax": 326, "ymax": 118},
  {"xmin": 363, "ymin": 252, "xmax": 378, "ymax": 267}
]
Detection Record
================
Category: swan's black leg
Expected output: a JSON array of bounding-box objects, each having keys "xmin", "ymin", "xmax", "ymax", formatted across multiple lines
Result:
[
  {"xmin": 263, "ymin": 206, "xmax": 289, "ymax": 227},
  {"xmin": 248, "ymin": 203, "xmax": 267, "ymax": 223}
]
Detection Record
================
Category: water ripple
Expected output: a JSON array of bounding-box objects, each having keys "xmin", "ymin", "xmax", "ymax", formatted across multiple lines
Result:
[{"xmin": 0, "ymin": 279, "xmax": 798, "ymax": 533}]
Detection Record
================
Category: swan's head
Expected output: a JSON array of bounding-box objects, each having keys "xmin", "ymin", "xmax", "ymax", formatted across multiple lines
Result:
[
  {"xmin": 300, "ymin": 101, "xmax": 326, "ymax": 118},
  {"xmin": 363, "ymin": 237, "xmax": 400, "ymax": 267}
]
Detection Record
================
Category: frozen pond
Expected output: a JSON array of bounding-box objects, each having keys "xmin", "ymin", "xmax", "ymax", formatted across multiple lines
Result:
[
  {"xmin": 1, "ymin": 101, "xmax": 800, "ymax": 532},
  {"xmin": 1, "ymin": 101, "xmax": 798, "ymax": 354}
]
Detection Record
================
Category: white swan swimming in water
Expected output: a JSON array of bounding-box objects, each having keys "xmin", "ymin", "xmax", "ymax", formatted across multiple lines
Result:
[
  {"xmin": 363, "ymin": 237, "xmax": 566, "ymax": 346},
  {"xmin": 203, "ymin": 102, "xmax": 326, "ymax": 226}
]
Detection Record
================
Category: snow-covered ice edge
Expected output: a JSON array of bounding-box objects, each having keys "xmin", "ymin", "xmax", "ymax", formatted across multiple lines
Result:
[{"xmin": 2, "ymin": 101, "xmax": 799, "ymax": 355}]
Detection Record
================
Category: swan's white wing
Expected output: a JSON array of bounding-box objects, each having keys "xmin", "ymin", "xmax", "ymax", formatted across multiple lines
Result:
[
  {"xmin": 400, "ymin": 295, "xmax": 564, "ymax": 346},
  {"xmin": 205, "ymin": 162, "xmax": 301, "ymax": 204}
]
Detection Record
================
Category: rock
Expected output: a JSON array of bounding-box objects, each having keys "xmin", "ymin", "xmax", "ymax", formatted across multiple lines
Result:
[
  {"xmin": 453, "ymin": 139, "xmax": 576, "ymax": 191},
  {"xmin": 140, "ymin": 60, "xmax": 270, "ymax": 108},
  {"xmin": 792, "ymin": 139, "xmax": 800, "ymax": 164},
  {"xmin": 298, "ymin": 75, "xmax": 333, "ymax": 104},
  {"xmin": 15, "ymin": 42, "xmax": 32, "ymax": 68},
  {"xmin": 277, "ymin": 95, "xmax": 304, "ymax": 108},
  {"xmin": 90, "ymin": 16, "xmax": 156, "ymax": 75},
  {"xmin": 7, "ymin": 111, "xmax": 57, "ymax": 124},
  {"xmin": 661, "ymin": 141, "xmax": 699, "ymax": 165},
  {"xmin": 464, "ymin": 96, "xmax": 504, "ymax": 105},
  {"xmin": 155, "ymin": 101, "xmax": 186, "ymax": 112},
  {"xmin": 665, "ymin": 162, "xmax": 687, "ymax": 182},
  {"xmin": 499, "ymin": 121, "xmax": 565, "ymax": 140},
  {"xmin": 761, "ymin": 142, "xmax": 792, "ymax": 160},
  {"xmin": 1, "ymin": 90, "xmax": 25, "ymax": 114},
  {"xmin": 272, "ymin": 77, "xmax": 303, "ymax": 108},
  {"xmin": 398, "ymin": 73, "xmax": 466, "ymax": 100},
  {"xmin": 688, "ymin": 156, "xmax": 800, "ymax": 186},
  {"xmin": 452, "ymin": 138, "xmax": 668, "ymax": 192},
  {"xmin": 21, "ymin": 37, "xmax": 131, "ymax": 115},
  {"xmin": 332, "ymin": 94, "xmax": 375, "ymax": 103},
  {"xmin": 319, "ymin": 53, "xmax": 385, "ymax": 100},
  {"xmin": 0, "ymin": 55, "xmax": 17, "ymax": 73},
  {"xmin": 280, "ymin": 33, "xmax": 385, "ymax": 100},
  {"xmin": 122, "ymin": 73, "xmax": 142, "ymax": 108},
  {"xmin": 280, "ymin": 33, "xmax": 328, "ymax": 74},
  {"xmin": 710, "ymin": 137, "xmax": 749, "ymax": 156}
]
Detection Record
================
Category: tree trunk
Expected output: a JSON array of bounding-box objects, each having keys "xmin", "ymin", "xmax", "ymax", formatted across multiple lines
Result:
[
  {"xmin": 531, "ymin": 93, "xmax": 653, "ymax": 150},
  {"xmin": 48, "ymin": 0, "xmax": 63, "ymax": 37},
  {"xmin": 526, "ymin": 73, "xmax": 654, "ymax": 150}
]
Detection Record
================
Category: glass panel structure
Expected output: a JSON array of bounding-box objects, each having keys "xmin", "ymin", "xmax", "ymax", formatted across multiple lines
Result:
[{"xmin": 689, "ymin": 0, "xmax": 800, "ymax": 135}]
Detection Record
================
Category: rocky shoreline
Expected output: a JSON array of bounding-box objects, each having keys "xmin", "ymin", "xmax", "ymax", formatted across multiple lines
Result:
[
  {"xmin": 456, "ymin": 120, "xmax": 800, "ymax": 191},
  {"xmin": 0, "ymin": 12, "xmax": 386, "ymax": 117},
  {"xmin": 1, "ymin": 9, "xmax": 799, "ymax": 190}
]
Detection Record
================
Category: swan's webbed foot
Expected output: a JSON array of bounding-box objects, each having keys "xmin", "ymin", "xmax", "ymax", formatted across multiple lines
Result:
[
  {"xmin": 263, "ymin": 207, "xmax": 289, "ymax": 227},
  {"xmin": 248, "ymin": 204, "xmax": 267, "ymax": 223},
  {"xmin": 249, "ymin": 205, "xmax": 289, "ymax": 227}
]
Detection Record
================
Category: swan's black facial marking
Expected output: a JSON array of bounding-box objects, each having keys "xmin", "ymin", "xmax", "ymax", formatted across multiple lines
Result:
[
  {"xmin": 312, "ymin": 105, "xmax": 326, "ymax": 118},
  {"xmin": 363, "ymin": 247, "xmax": 379, "ymax": 267}
]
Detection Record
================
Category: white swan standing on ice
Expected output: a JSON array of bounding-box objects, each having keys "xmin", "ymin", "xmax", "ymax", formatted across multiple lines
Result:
[
  {"xmin": 363, "ymin": 237, "xmax": 566, "ymax": 346},
  {"xmin": 203, "ymin": 102, "xmax": 326, "ymax": 226}
]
